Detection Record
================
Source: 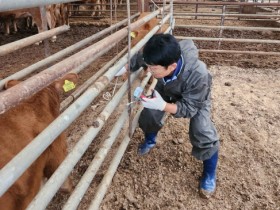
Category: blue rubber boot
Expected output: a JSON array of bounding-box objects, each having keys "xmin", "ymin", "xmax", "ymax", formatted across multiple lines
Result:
[
  {"xmin": 200, "ymin": 151, "xmax": 218, "ymax": 198},
  {"xmin": 138, "ymin": 132, "xmax": 158, "ymax": 155}
]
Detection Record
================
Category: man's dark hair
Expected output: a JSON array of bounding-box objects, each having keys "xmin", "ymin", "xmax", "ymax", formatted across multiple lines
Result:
[{"xmin": 143, "ymin": 33, "xmax": 181, "ymax": 68}]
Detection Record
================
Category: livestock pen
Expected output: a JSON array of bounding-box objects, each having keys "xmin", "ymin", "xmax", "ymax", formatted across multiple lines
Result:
[{"xmin": 0, "ymin": 0, "xmax": 280, "ymax": 209}]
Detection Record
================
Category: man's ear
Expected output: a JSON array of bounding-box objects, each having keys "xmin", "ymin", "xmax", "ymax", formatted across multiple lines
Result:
[{"xmin": 169, "ymin": 62, "xmax": 177, "ymax": 71}]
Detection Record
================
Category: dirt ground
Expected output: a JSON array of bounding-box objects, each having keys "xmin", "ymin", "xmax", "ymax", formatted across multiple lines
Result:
[{"xmin": 0, "ymin": 10, "xmax": 280, "ymax": 210}]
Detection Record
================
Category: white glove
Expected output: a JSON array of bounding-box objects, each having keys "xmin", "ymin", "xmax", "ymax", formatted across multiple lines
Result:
[
  {"xmin": 115, "ymin": 66, "xmax": 127, "ymax": 77},
  {"xmin": 140, "ymin": 90, "xmax": 167, "ymax": 111}
]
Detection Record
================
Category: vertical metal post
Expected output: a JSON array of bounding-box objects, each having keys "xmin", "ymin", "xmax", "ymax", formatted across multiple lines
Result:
[
  {"xmin": 144, "ymin": 0, "xmax": 149, "ymax": 12},
  {"xmin": 170, "ymin": 0, "xmax": 174, "ymax": 34},
  {"xmin": 195, "ymin": 0, "xmax": 198, "ymax": 19},
  {"xmin": 142, "ymin": 0, "xmax": 145, "ymax": 12},
  {"xmin": 114, "ymin": 0, "xmax": 117, "ymax": 21},
  {"xmin": 137, "ymin": 0, "xmax": 142, "ymax": 12},
  {"xmin": 126, "ymin": 0, "xmax": 133, "ymax": 138},
  {"xmin": 110, "ymin": 0, "xmax": 112, "ymax": 26},
  {"xmin": 163, "ymin": 0, "xmax": 166, "ymax": 21},
  {"xmin": 218, "ymin": 5, "xmax": 226, "ymax": 50}
]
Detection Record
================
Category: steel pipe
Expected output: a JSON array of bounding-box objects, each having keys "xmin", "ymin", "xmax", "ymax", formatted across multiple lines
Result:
[
  {"xmin": 0, "ymin": 0, "xmax": 75, "ymax": 12},
  {"xmin": 60, "ymin": 74, "xmax": 142, "ymax": 210},
  {"xmin": 175, "ymin": 24, "xmax": 280, "ymax": 32},
  {"xmin": 0, "ymin": 14, "xmax": 139, "ymax": 90},
  {"xmin": 88, "ymin": 81, "xmax": 158, "ymax": 210},
  {"xmin": 199, "ymin": 49, "xmax": 280, "ymax": 56},
  {"xmin": 62, "ymin": 15, "xmax": 171, "ymax": 210},
  {"xmin": 0, "ymin": 8, "xmax": 168, "ymax": 115},
  {"xmin": 60, "ymin": 47, "xmax": 128, "ymax": 111},
  {"xmin": 0, "ymin": 25, "xmax": 69, "ymax": 56},
  {"xmin": 152, "ymin": 1, "xmax": 280, "ymax": 6},
  {"xmin": 88, "ymin": 110, "xmax": 141, "ymax": 210},
  {"xmin": 173, "ymin": 12, "xmax": 280, "ymax": 18},
  {"xmin": 175, "ymin": 36, "xmax": 280, "ymax": 44},
  {"xmin": 26, "ymin": 69, "xmax": 142, "ymax": 210},
  {"xmin": 0, "ymin": 8, "xmax": 170, "ymax": 197}
]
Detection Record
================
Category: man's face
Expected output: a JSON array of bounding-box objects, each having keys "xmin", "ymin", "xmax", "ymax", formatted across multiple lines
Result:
[{"xmin": 146, "ymin": 63, "xmax": 177, "ymax": 78}]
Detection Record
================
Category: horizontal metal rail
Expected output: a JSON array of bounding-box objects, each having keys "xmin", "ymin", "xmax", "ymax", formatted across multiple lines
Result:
[
  {"xmin": 175, "ymin": 24, "xmax": 280, "ymax": 32},
  {"xmin": 174, "ymin": 16, "xmax": 280, "ymax": 21},
  {"xmin": 0, "ymin": 0, "xmax": 75, "ymax": 12},
  {"xmin": 0, "ymin": 14, "xmax": 139, "ymax": 90},
  {"xmin": 152, "ymin": 1, "xmax": 280, "ymax": 6},
  {"xmin": 173, "ymin": 12, "xmax": 280, "ymax": 18},
  {"xmin": 88, "ymin": 109, "xmax": 142, "ymax": 210},
  {"xmin": 69, "ymin": 9, "xmax": 138, "ymax": 12},
  {"xmin": 26, "ymin": 69, "xmax": 142, "ymax": 210},
  {"xmin": 88, "ymin": 78, "xmax": 158, "ymax": 210},
  {"xmin": 199, "ymin": 49, "xmax": 280, "ymax": 56},
  {"xmin": 60, "ymin": 46, "xmax": 128, "ymax": 111},
  {"xmin": 0, "ymin": 7, "xmax": 170, "ymax": 196},
  {"xmin": 0, "ymin": 9, "xmax": 161, "ymax": 114},
  {"xmin": 62, "ymin": 14, "xmax": 171, "ymax": 209},
  {"xmin": 0, "ymin": 25, "xmax": 69, "ymax": 56},
  {"xmin": 70, "ymin": 2, "xmax": 137, "ymax": 6},
  {"xmin": 175, "ymin": 36, "xmax": 280, "ymax": 44}
]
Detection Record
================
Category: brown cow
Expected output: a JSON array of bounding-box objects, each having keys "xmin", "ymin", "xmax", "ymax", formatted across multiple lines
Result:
[
  {"xmin": 131, "ymin": 12, "xmax": 169, "ymax": 47},
  {"xmin": 70, "ymin": 0, "xmax": 106, "ymax": 17},
  {"xmin": 0, "ymin": 73, "xmax": 78, "ymax": 210},
  {"xmin": 0, "ymin": 6, "xmax": 59, "ymax": 42}
]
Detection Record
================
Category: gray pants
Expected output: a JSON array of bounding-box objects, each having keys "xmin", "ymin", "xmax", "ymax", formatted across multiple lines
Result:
[{"xmin": 139, "ymin": 107, "xmax": 219, "ymax": 161}]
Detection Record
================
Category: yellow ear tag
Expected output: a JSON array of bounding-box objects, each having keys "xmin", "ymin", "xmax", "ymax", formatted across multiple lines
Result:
[
  {"xmin": 130, "ymin": 31, "xmax": 136, "ymax": 38},
  {"xmin": 63, "ymin": 80, "xmax": 76, "ymax": 92}
]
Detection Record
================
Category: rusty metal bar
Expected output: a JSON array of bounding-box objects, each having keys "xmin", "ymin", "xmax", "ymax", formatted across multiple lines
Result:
[
  {"xmin": 126, "ymin": 0, "xmax": 133, "ymax": 138},
  {"xmin": 0, "ymin": 25, "xmax": 69, "ymax": 56},
  {"xmin": 175, "ymin": 16, "xmax": 280, "ymax": 21},
  {"xmin": 0, "ymin": 0, "xmax": 74, "ymax": 12},
  {"xmin": 199, "ymin": 49, "xmax": 280, "ymax": 56},
  {"xmin": 0, "ymin": 6, "xmax": 169, "ymax": 115},
  {"xmin": 175, "ymin": 24, "xmax": 280, "ymax": 32},
  {"xmin": 0, "ymin": 14, "xmax": 139, "ymax": 90},
  {"xmin": 218, "ymin": 5, "xmax": 226, "ymax": 50},
  {"xmin": 88, "ymin": 80, "xmax": 158, "ymax": 210},
  {"xmin": 152, "ymin": 1, "xmax": 280, "ymax": 6},
  {"xmin": 70, "ymin": 2, "xmax": 137, "ymax": 6},
  {"xmin": 173, "ymin": 12, "xmax": 280, "ymax": 18},
  {"xmin": 195, "ymin": 0, "xmax": 198, "ymax": 19},
  {"xmin": 68, "ymin": 9, "xmax": 138, "ymax": 12},
  {"xmin": 175, "ymin": 36, "xmax": 280, "ymax": 44},
  {"xmin": 60, "ymin": 47, "xmax": 128, "ymax": 111}
]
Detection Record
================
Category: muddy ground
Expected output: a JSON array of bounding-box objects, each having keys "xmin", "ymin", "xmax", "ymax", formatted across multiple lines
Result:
[{"xmin": 0, "ymin": 12, "xmax": 280, "ymax": 210}]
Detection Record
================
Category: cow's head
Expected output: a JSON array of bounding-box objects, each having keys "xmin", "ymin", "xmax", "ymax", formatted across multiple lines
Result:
[{"xmin": 54, "ymin": 73, "xmax": 78, "ymax": 93}]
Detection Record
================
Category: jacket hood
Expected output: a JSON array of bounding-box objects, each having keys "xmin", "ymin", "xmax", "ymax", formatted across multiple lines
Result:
[{"xmin": 179, "ymin": 39, "xmax": 199, "ymax": 71}]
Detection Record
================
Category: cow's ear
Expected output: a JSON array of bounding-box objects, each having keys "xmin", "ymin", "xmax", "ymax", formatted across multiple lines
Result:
[
  {"xmin": 131, "ymin": 31, "xmax": 138, "ymax": 38},
  {"xmin": 4, "ymin": 80, "xmax": 21, "ymax": 90},
  {"xmin": 54, "ymin": 73, "xmax": 78, "ymax": 92}
]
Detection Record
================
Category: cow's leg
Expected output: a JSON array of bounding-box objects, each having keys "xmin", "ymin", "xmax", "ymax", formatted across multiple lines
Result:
[
  {"xmin": 32, "ymin": 11, "xmax": 44, "ymax": 45},
  {"xmin": 12, "ymin": 18, "xmax": 17, "ymax": 34},
  {"xmin": 4, "ymin": 19, "xmax": 10, "ymax": 35},
  {"xmin": 101, "ymin": 0, "xmax": 106, "ymax": 15},
  {"xmin": 26, "ymin": 16, "xmax": 32, "ymax": 29},
  {"xmin": 65, "ymin": 4, "xmax": 70, "ymax": 25},
  {"xmin": 46, "ymin": 5, "xmax": 57, "ymax": 42}
]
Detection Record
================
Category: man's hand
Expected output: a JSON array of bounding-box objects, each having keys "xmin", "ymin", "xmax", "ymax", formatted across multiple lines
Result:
[{"xmin": 140, "ymin": 90, "xmax": 167, "ymax": 111}]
